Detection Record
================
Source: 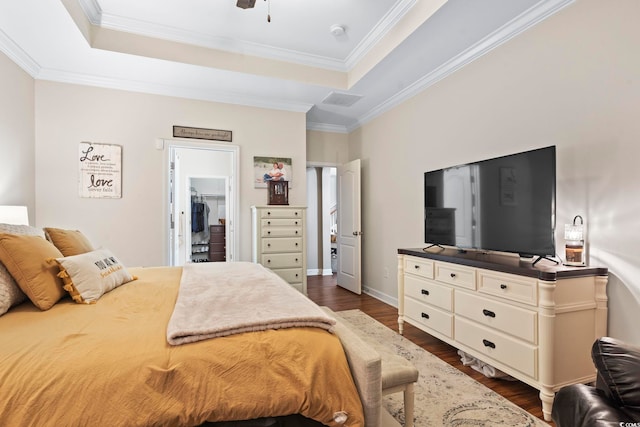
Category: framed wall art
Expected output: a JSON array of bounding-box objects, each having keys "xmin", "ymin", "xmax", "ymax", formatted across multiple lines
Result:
[
  {"xmin": 78, "ymin": 142, "xmax": 122, "ymax": 198},
  {"xmin": 253, "ymin": 156, "xmax": 292, "ymax": 188}
]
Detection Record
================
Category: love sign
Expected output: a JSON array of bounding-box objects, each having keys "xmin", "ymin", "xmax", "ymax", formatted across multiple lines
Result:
[{"xmin": 78, "ymin": 142, "xmax": 122, "ymax": 198}]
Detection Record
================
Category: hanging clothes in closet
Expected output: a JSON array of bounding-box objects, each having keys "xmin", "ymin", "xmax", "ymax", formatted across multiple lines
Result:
[{"xmin": 191, "ymin": 196, "xmax": 209, "ymax": 233}]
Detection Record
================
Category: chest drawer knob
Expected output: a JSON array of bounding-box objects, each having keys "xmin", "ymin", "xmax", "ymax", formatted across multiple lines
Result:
[
  {"xmin": 421, "ymin": 312, "xmax": 430, "ymax": 319},
  {"xmin": 295, "ymin": 243, "xmax": 299, "ymax": 247},
  {"xmin": 482, "ymin": 309, "xmax": 496, "ymax": 318},
  {"xmin": 450, "ymin": 273, "xmax": 456, "ymax": 278},
  {"xmin": 421, "ymin": 289, "xmax": 430, "ymax": 296},
  {"xmin": 267, "ymin": 243, "xmax": 271, "ymax": 247},
  {"xmin": 267, "ymin": 231, "xmax": 271, "ymax": 235},
  {"xmin": 267, "ymin": 221, "xmax": 271, "ymax": 225},
  {"xmin": 500, "ymin": 284, "xmax": 508, "ymax": 290},
  {"xmin": 267, "ymin": 259, "xmax": 271, "ymax": 263},
  {"xmin": 414, "ymin": 265, "xmax": 420, "ymax": 270},
  {"xmin": 482, "ymin": 339, "xmax": 496, "ymax": 349},
  {"xmin": 267, "ymin": 212, "xmax": 271, "ymax": 215},
  {"xmin": 295, "ymin": 230, "xmax": 298, "ymax": 234}
]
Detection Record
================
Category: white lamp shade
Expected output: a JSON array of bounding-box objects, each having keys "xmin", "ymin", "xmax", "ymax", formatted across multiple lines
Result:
[{"xmin": 0, "ymin": 206, "xmax": 29, "ymax": 225}]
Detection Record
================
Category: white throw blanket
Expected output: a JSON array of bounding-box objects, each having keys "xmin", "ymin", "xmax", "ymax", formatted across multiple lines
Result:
[{"xmin": 167, "ymin": 262, "xmax": 336, "ymax": 345}]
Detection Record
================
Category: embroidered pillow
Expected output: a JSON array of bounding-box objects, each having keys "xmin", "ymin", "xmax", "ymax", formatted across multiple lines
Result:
[
  {"xmin": 44, "ymin": 228, "xmax": 94, "ymax": 257},
  {"xmin": 0, "ymin": 224, "xmax": 44, "ymax": 315},
  {"xmin": 52, "ymin": 248, "xmax": 136, "ymax": 304},
  {"xmin": 0, "ymin": 233, "xmax": 65, "ymax": 311}
]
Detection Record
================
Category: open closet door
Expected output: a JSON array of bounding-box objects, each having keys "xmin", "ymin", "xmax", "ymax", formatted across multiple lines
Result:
[{"xmin": 337, "ymin": 159, "xmax": 362, "ymax": 295}]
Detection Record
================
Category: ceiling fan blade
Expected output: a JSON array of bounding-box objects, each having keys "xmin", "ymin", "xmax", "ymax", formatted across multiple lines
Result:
[{"xmin": 236, "ymin": 0, "xmax": 256, "ymax": 9}]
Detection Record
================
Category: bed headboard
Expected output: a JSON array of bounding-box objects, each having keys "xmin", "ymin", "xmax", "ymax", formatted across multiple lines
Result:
[{"xmin": 0, "ymin": 206, "xmax": 29, "ymax": 225}]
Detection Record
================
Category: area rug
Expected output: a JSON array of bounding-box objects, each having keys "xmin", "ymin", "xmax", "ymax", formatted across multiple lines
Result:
[{"xmin": 334, "ymin": 309, "xmax": 550, "ymax": 427}]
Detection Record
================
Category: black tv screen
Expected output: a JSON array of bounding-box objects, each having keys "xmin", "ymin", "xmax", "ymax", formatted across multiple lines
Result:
[{"xmin": 424, "ymin": 146, "xmax": 556, "ymax": 257}]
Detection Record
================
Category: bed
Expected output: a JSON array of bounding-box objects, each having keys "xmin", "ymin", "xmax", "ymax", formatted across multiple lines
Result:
[{"xmin": 0, "ymin": 225, "xmax": 370, "ymax": 427}]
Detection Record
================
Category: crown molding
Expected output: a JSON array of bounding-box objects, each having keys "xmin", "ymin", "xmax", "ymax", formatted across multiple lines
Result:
[
  {"xmin": 0, "ymin": 29, "xmax": 41, "ymax": 77},
  {"xmin": 355, "ymin": 0, "xmax": 575, "ymax": 129},
  {"xmin": 36, "ymin": 68, "xmax": 313, "ymax": 113},
  {"xmin": 344, "ymin": 0, "xmax": 416, "ymax": 70},
  {"xmin": 78, "ymin": 0, "xmax": 415, "ymax": 73},
  {"xmin": 306, "ymin": 121, "xmax": 350, "ymax": 134}
]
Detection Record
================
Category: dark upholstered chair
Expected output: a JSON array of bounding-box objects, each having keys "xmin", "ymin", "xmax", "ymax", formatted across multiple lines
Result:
[{"xmin": 552, "ymin": 337, "xmax": 640, "ymax": 427}]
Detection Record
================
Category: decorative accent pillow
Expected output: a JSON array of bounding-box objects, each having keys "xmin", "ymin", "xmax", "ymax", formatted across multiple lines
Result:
[
  {"xmin": 0, "ymin": 224, "xmax": 46, "ymax": 315},
  {"xmin": 52, "ymin": 248, "xmax": 136, "ymax": 304},
  {"xmin": 0, "ymin": 263, "xmax": 27, "ymax": 315},
  {"xmin": 43, "ymin": 228, "xmax": 94, "ymax": 257},
  {"xmin": 0, "ymin": 233, "xmax": 66, "ymax": 311}
]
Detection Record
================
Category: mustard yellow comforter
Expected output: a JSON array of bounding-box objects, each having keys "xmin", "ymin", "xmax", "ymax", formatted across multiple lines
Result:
[{"xmin": 0, "ymin": 266, "xmax": 364, "ymax": 427}]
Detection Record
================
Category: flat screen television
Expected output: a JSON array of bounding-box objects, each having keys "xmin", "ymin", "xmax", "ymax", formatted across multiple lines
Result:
[{"xmin": 424, "ymin": 146, "xmax": 556, "ymax": 259}]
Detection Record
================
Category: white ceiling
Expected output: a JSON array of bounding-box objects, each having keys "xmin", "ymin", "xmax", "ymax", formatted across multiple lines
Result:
[{"xmin": 0, "ymin": 0, "xmax": 573, "ymax": 133}]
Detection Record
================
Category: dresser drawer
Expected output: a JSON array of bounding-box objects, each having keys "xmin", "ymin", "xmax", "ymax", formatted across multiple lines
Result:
[
  {"xmin": 260, "ymin": 208, "xmax": 303, "ymax": 219},
  {"xmin": 455, "ymin": 291, "xmax": 537, "ymax": 343},
  {"xmin": 455, "ymin": 317, "xmax": 537, "ymax": 379},
  {"xmin": 209, "ymin": 242, "xmax": 225, "ymax": 253},
  {"xmin": 272, "ymin": 268, "xmax": 304, "ymax": 284},
  {"xmin": 404, "ymin": 297, "xmax": 453, "ymax": 338},
  {"xmin": 261, "ymin": 227, "xmax": 302, "ymax": 238},
  {"xmin": 435, "ymin": 262, "xmax": 476, "ymax": 290},
  {"xmin": 261, "ymin": 218, "xmax": 303, "ymax": 228},
  {"xmin": 405, "ymin": 275, "xmax": 452, "ymax": 311},
  {"xmin": 261, "ymin": 253, "xmax": 303, "ymax": 269},
  {"xmin": 261, "ymin": 237, "xmax": 303, "ymax": 253},
  {"xmin": 404, "ymin": 256, "xmax": 434, "ymax": 280},
  {"xmin": 478, "ymin": 271, "xmax": 538, "ymax": 306}
]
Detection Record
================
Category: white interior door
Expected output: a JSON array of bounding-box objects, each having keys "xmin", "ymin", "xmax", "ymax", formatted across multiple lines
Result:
[
  {"xmin": 166, "ymin": 141, "xmax": 239, "ymax": 266},
  {"xmin": 337, "ymin": 159, "xmax": 362, "ymax": 294}
]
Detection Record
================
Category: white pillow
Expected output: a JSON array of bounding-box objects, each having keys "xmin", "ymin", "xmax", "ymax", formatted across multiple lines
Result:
[
  {"xmin": 52, "ymin": 248, "xmax": 136, "ymax": 304},
  {"xmin": 0, "ymin": 223, "xmax": 45, "ymax": 315}
]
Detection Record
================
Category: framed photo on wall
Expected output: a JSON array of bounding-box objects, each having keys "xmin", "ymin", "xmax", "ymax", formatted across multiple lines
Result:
[{"xmin": 254, "ymin": 156, "xmax": 292, "ymax": 188}]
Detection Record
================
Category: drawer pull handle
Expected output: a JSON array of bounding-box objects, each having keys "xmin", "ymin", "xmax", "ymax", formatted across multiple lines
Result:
[
  {"xmin": 421, "ymin": 312, "xmax": 430, "ymax": 320},
  {"xmin": 482, "ymin": 339, "xmax": 496, "ymax": 349},
  {"xmin": 295, "ymin": 258, "xmax": 299, "ymax": 262},
  {"xmin": 482, "ymin": 309, "xmax": 496, "ymax": 318},
  {"xmin": 267, "ymin": 212, "xmax": 271, "ymax": 215},
  {"xmin": 295, "ymin": 273, "xmax": 299, "ymax": 277},
  {"xmin": 500, "ymin": 284, "xmax": 508, "ymax": 290},
  {"xmin": 421, "ymin": 289, "xmax": 430, "ymax": 296},
  {"xmin": 295, "ymin": 212, "xmax": 298, "ymax": 216},
  {"xmin": 267, "ymin": 231, "xmax": 271, "ymax": 235},
  {"xmin": 267, "ymin": 259, "xmax": 271, "ymax": 263},
  {"xmin": 295, "ymin": 231, "xmax": 298, "ymax": 234},
  {"xmin": 267, "ymin": 243, "xmax": 271, "ymax": 247},
  {"xmin": 295, "ymin": 221, "xmax": 298, "ymax": 225},
  {"xmin": 295, "ymin": 243, "xmax": 298, "ymax": 246},
  {"xmin": 267, "ymin": 221, "xmax": 271, "ymax": 225},
  {"xmin": 450, "ymin": 273, "xmax": 456, "ymax": 278},
  {"xmin": 414, "ymin": 265, "xmax": 420, "ymax": 269}
]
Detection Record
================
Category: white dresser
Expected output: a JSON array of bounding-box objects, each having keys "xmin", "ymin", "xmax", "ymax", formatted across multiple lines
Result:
[
  {"xmin": 397, "ymin": 248, "xmax": 608, "ymax": 421},
  {"xmin": 251, "ymin": 206, "xmax": 307, "ymax": 294}
]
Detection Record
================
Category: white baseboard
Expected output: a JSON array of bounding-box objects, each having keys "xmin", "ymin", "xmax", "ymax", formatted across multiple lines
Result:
[
  {"xmin": 362, "ymin": 284, "xmax": 398, "ymax": 308},
  {"xmin": 322, "ymin": 268, "xmax": 333, "ymax": 276},
  {"xmin": 307, "ymin": 269, "xmax": 322, "ymax": 276}
]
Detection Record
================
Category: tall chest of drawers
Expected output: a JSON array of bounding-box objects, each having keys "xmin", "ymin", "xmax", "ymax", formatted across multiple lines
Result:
[
  {"xmin": 251, "ymin": 206, "xmax": 307, "ymax": 294},
  {"xmin": 397, "ymin": 248, "xmax": 608, "ymax": 421}
]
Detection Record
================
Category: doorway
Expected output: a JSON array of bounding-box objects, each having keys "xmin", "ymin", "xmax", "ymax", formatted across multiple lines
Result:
[
  {"xmin": 166, "ymin": 140, "xmax": 239, "ymax": 266},
  {"xmin": 305, "ymin": 165, "xmax": 337, "ymax": 276}
]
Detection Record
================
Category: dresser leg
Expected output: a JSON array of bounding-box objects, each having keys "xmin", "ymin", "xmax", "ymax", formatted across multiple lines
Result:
[
  {"xmin": 539, "ymin": 388, "xmax": 554, "ymax": 421},
  {"xmin": 398, "ymin": 317, "xmax": 404, "ymax": 335}
]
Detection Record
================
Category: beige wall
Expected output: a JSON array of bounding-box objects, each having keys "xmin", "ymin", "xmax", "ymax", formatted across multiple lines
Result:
[
  {"xmin": 34, "ymin": 81, "xmax": 306, "ymax": 266},
  {"xmin": 350, "ymin": 0, "xmax": 640, "ymax": 343},
  {"xmin": 0, "ymin": 51, "xmax": 35, "ymax": 223},
  {"xmin": 306, "ymin": 129, "xmax": 349, "ymax": 165}
]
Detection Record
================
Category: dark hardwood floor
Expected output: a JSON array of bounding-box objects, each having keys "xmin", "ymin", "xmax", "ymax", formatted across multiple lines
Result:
[{"xmin": 307, "ymin": 274, "xmax": 554, "ymax": 426}]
